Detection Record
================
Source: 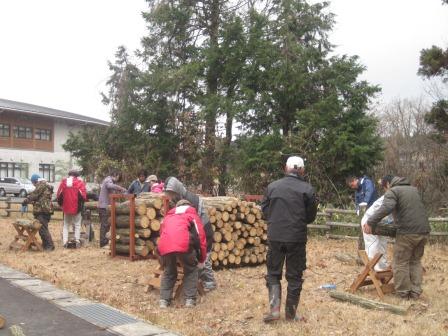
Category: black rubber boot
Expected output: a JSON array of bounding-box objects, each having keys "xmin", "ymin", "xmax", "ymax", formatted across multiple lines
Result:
[
  {"xmin": 285, "ymin": 297, "xmax": 300, "ymax": 321},
  {"xmin": 263, "ymin": 284, "xmax": 281, "ymax": 323}
]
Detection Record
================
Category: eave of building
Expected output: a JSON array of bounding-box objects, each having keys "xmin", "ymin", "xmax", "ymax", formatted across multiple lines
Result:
[{"xmin": 0, "ymin": 98, "xmax": 110, "ymax": 127}]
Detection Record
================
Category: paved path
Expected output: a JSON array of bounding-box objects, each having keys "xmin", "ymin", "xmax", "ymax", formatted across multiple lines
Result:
[{"xmin": 0, "ymin": 264, "xmax": 179, "ymax": 336}]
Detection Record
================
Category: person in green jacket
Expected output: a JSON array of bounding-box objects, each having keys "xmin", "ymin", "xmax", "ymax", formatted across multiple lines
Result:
[
  {"xmin": 363, "ymin": 176, "xmax": 430, "ymax": 299},
  {"xmin": 22, "ymin": 174, "xmax": 55, "ymax": 251}
]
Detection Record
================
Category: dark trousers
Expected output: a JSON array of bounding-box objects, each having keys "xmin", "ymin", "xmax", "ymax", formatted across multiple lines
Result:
[
  {"xmin": 98, "ymin": 208, "xmax": 109, "ymax": 247},
  {"xmin": 34, "ymin": 213, "xmax": 54, "ymax": 250},
  {"xmin": 266, "ymin": 241, "xmax": 306, "ymax": 304},
  {"xmin": 160, "ymin": 251, "xmax": 198, "ymax": 301},
  {"xmin": 394, "ymin": 234, "xmax": 428, "ymax": 296}
]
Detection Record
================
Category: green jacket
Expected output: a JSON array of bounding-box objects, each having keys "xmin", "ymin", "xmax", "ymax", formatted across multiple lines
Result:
[
  {"xmin": 368, "ymin": 177, "xmax": 430, "ymax": 235},
  {"xmin": 27, "ymin": 181, "xmax": 54, "ymax": 215}
]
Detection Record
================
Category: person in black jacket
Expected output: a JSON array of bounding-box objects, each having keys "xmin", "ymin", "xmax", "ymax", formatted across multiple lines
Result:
[{"xmin": 261, "ymin": 156, "xmax": 318, "ymax": 323}]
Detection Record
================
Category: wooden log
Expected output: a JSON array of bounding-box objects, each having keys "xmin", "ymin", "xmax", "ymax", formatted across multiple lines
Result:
[
  {"xmin": 222, "ymin": 258, "xmax": 228, "ymax": 266},
  {"xmin": 150, "ymin": 219, "xmax": 161, "ymax": 231},
  {"xmin": 246, "ymin": 213, "xmax": 257, "ymax": 224},
  {"xmin": 227, "ymin": 240, "xmax": 235, "ymax": 251},
  {"xmin": 209, "ymin": 215, "xmax": 217, "ymax": 224},
  {"xmin": 250, "ymin": 254, "xmax": 258, "ymax": 264},
  {"xmin": 9, "ymin": 325, "xmax": 25, "ymax": 336},
  {"xmin": 146, "ymin": 207, "xmax": 157, "ymax": 219},
  {"xmin": 137, "ymin": 193, "xmax": 164, "ymax": 207},
  {"xmin": 14, "ymin": 219, "xmax": 41, "ymax": 230},
  {"xmin": 329, "ymin": 291, "xmax": 408, "ymax": 315},
  {"xmin": 146, "ymin": 239, "xmax": 155, "ymax": 251},
  {"xmin": 228, "ymin": 254, "xmax": 236, "ymax": 264},
  {"xmin": 211, "ymin": 251, "xmax": 218, "ymax": 261},
  {"xmin": 117, "ymin": 237, "xmax": 147, "ymax": 246},
  {"xmin": 213, "ymin": 243, "xmax": 221, "ymax": 252},
  {"xmin": 136, "ymin": 203, "xmax": 147, "ymax": 216},
  {"xmin": 373, "ymin": 224, "xmax": 397, "ymax": 237},
  {"xmin": 116, "ymin": 216, "xmax": 150, "ymax": 229},
  {"xmin": 223, "ymin": 231, "xmax": 232, "ymax": 242},
  {"xmin": 214, "ymin": 231, "xmax": 222, "ymax": 243},
  {"xmin": 218, "ymin": 250, "xmax": 225, "ymax": 261},
  {"xmin": 116, "ymin": 229, "xmax": 138, "ymax": 238},
  {"xmin": 222, "ymin": 211, "xmax": 230, "ymax": 222},
  {"xmin": 115, "ymin": 244, "xmax": 149, "ymax": 257},
  {"xmin": 235, "ymin": 255, "xmax": 241, "ymax": 265}
]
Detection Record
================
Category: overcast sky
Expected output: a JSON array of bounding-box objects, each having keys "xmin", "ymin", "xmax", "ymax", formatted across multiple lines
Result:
[{"xmin": 0, "ymin": 0, "xmax": 447, "ymax": 122}]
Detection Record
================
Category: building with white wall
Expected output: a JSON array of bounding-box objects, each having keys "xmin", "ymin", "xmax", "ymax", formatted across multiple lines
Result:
[{"xmin": 0, "ymin": 98, "xmax": 109, "ymax": 182}]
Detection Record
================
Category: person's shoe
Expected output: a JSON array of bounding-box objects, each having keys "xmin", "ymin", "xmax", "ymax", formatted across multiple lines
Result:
[
  {"xmin": 263, "ymin": 284, "xmax": 281, "ymax": 323},
  {"xmin": 409, "ymin": 291, "xmax": 421, "ymax": 299},
  {"xmin": 285, "ymin": 298, "xmax": 300, "ymax": 321},
  {"xmin": 185, "ymin": 298, "xmax": 196, "ymax": 308},
  {"xmin": 396, "ymin": 291, "xmax": 410, "ymax": 299},
  {"xmin": 159, "ymin": 299, "xmax": 170, "ymax": 309},
  {"xmin": 203, "ymin": 282, "xmax": 217, "ymax": 292},
  {"xmin": 101, "ymin": 244, "xmax": 110, "ymax": 250},
  {"xmin": 105, "ymin": 232, "xmax": 111, "ymax": 240}
]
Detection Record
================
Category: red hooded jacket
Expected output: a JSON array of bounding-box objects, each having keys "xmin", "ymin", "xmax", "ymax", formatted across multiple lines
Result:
[
  {"xmin": 57, "ymin": 176, "xmax": 87, "ymax": 215},
  {"xmin": 157, "ymin": 205, "xmax": 207, "ymax": 263}
]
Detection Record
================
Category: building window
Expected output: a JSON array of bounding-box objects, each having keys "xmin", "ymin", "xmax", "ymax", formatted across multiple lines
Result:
[
  {"xmin": 0, "ymin": 124, "xmax": 10, "ymax": 137},
  {"xmin": 35, "ymin": 128, "xmax": 52, "ymax": 141},
  {"xmin": 0, "ymin": 162, "xmax": 29, "ymax": 178},
  {"xmin": 39, "ymin": 164, "xmax": 55, "ymax": 182},
  {"xmin": 13, "ymin": 126, "xmax": 33, "ymax": 139}
]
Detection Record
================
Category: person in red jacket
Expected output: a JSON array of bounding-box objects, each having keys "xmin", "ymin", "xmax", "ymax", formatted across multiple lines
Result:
[
  {"xmin": 57, "ymin": 169, "xmax": 87, "ymax": 248},
  {"xmin": 157, "ymin": 200, "xmax": 207, "ymax": 308}
]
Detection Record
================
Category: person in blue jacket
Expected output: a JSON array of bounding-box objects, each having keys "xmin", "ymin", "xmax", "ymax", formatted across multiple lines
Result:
[{"xmin": 347, "ymin": 175, "xmax": 378, "ymax": 213}]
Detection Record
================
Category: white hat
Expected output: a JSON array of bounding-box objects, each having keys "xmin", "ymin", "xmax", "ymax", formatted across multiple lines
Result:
[{"xmin": 286, "ymin": 156, "xmax": 304, "ymax": 170}]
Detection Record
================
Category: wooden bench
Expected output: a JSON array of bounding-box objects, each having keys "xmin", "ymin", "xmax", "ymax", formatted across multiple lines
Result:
[
  {"xmin": 349, "ymin": 250, "xmax": 394, "ymax": 299},
  {"xmin": 9, "ymin": 219, "xmax": 43, "ymax": 252}
]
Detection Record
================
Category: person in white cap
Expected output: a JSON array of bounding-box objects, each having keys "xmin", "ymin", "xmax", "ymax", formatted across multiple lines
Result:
[{"xmin": 261, "ymin": 156, "xmax": 318, "ymax": 323}]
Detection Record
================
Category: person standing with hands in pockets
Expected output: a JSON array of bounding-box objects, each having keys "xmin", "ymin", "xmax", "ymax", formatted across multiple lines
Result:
[{"xmin": 261, "ymin": 156, "xmax": 318, "ymax": 322}]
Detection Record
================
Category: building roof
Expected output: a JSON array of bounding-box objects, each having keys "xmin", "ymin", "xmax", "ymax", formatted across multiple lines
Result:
[{"xmin": 0, "ymin": 98, "xmax": 110, "ymax": 126}]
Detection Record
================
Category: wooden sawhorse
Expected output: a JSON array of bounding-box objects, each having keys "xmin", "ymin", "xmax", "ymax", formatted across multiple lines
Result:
[
  {"xmin": 349, "ymin": 250, "xmax": 394, "ymax": 299},
  {"xmin": 9, "ymin": 219, "xmax": 43, "ymax": 252}
]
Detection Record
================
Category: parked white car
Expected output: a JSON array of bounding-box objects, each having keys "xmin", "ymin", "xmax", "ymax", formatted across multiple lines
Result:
[{"xmin": 0, "ymin": 177, "xmax": 35, "ymax": 197}]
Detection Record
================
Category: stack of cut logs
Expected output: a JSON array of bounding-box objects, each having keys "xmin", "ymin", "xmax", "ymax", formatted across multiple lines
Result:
[
  {"xmin": 108, "ymin": 194, "xmax": 267, "ymax": 268},
  {"xmin": 111, "ymin": 193, "xmax": 164, "ymax": 257},
  {"xmin": 202, "ymin": 197, "xmax": 268, "ymax": 268}
]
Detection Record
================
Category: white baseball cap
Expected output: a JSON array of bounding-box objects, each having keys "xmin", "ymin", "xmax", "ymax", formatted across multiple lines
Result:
[{"xmin": 286, "ymin": 156, "xmax": 305, "ymax": 169}]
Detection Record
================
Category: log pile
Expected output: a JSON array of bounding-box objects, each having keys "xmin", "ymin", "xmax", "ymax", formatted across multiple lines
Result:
[
  {"xmin": 110, "ymin": 193, "xmax": 164, "ymax": 257},
  {"xmin": 109, "ymin": 193, "xmax": 267, "ymax": 268},
  {"xmin": 202, "ymin": 197, "xmax": 268, "ymax": 269}
]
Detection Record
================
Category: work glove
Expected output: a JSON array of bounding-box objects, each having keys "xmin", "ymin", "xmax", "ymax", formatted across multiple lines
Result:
[{"xmin": 197, "ymin": 262, "xmax": 205, "ymax": 269}]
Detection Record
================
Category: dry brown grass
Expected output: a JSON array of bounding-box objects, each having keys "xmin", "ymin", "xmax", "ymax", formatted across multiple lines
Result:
[{"xmin": 0, "ymin": 218, "xmax": 447, "ymax": 336}]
